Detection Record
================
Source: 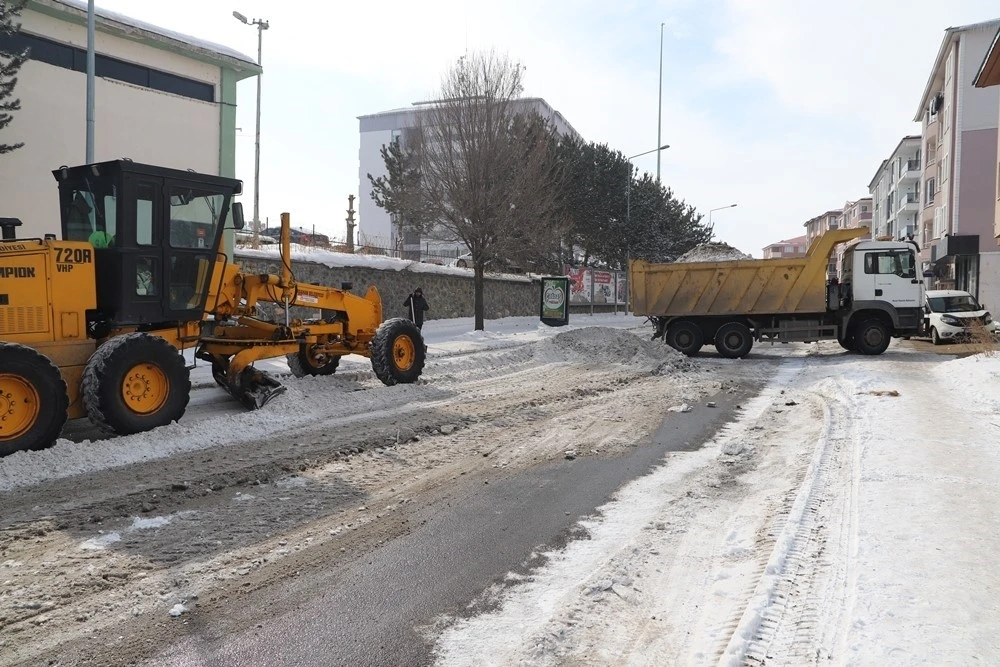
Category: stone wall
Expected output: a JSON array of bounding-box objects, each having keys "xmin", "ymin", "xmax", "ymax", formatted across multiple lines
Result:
[{"xmin": 234, "ymin": 253, "xmax": 541, "ymax": 322}]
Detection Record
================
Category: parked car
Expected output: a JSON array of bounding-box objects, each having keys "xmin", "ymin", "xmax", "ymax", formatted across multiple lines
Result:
[{"xmin": 922, "ymin": 289, "xmax": 999, "ymax": 344}]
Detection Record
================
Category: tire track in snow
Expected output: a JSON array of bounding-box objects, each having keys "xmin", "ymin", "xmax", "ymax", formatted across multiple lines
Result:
[{"xmin": 717, "ymin": 358, "xmax": 859, "ymax": 666}]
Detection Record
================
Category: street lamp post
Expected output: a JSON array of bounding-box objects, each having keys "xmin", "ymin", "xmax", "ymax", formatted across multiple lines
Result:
[
  {"xmin": 234, "ymin": 10, "xmax": 269, "ymax": 248},
  {"xmin": 626, "ymin": 144, "xmax": 670, "ymax": 234},
  {"xmin": 656, "ymin": 22, "xmax": 665, "ymax": 183},
  {"xmin": 707, "ymin": 203, "xmax": 738, "ymax": 229},
  {"xmin": 622, "ymin": 144, "xmax": 670, "ymax": 314},
  {"xmin": 85, "ymin": 0, "xmax": 95, "ymax": 163}
]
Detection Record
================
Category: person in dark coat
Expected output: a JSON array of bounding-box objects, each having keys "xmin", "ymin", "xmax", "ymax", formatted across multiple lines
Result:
[{"xmin": 403, "ymin": 288, "xmax": 429, "ymax": 329}]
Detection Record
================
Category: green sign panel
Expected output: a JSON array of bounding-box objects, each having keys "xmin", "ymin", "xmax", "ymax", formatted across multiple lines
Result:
[{"xmin": 540, "ymin": 276, "xmax": 569, "ymax": 327}]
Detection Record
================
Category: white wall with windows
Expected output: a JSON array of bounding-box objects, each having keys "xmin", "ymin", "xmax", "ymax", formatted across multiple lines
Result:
[{"xmin": 0, "ymin": 4, "xmax": 256, "ymax": 240}]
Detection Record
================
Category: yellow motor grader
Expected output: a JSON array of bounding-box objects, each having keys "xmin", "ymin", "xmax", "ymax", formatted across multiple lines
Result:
[{"xmin": 0, "ymin": 160, "xmax": 424, "ymax": 456}]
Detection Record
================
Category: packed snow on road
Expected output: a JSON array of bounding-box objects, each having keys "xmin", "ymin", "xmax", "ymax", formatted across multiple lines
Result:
[{"xmin": 1, "ymin": 313, "xmax": 998, "ymax": 665}]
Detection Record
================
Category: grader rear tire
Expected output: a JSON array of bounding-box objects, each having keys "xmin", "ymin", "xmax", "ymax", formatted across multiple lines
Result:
[
  {"xmin": 371, "ymin": 318, "xmax": 425, "ymax": 386},
  {"xmin": 287, "ymin": 345, "xmax": 341, "ymax": 378},
  {"xmin": 0, "ymin": 343, "xmax": 68, "ymax": 456},
  {"xmin": 82, "ymin": 333, "xmax": 191, "ymax": 435}
]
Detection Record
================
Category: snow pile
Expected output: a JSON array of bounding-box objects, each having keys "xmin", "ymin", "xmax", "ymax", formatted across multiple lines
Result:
[
  {"xmin": 933, "ymin": 353, "xmax": 1000, "ymax": 413},
  {"xmin": 675, "ymin": 242, "xmax": 752, "ymax": 263},
  {"xmin": 534, "ymin": 326, "xmax": 692, "ymax": 372}
]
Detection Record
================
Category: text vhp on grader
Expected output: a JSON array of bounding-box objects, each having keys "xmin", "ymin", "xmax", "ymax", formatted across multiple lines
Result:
[{"xmin": 0, "ymin": 160, "xmax": 425, "ymax": 456}]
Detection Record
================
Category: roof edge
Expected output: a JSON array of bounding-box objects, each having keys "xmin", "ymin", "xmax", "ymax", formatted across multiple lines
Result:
[
  {"xmin": 973, "ymin": 27, "xmax": 1000, "ymax": 88},
  {"xmin": 30, "ymin": 0, "xmax": 261, "ymax": 77}
]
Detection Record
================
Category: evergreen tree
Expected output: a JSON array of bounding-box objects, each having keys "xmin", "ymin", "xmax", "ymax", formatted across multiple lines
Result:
[{"xmin": 0, "ymin": 0, "xmax": 28, "ymax": 155}]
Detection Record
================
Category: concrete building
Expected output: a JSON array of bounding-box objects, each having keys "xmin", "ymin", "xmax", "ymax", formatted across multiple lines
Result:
[
  {"xmin": 833, "ymin": 198, "xmax": 873, "ymax": 275},
  {"xmin": 358, "ymin": 97, "xmax": 581, "ymax": 258},
  {"xmin": 0, "ymin": 0, "xmax": 259, "ymax": 243},
  {"xmin": 803, "ymin": 209, "xmax": 843, "ymax": 276},
  {"xmin": 762, "ymin": 234, "xmax": 808, "ymax": 259},
  {"xmin": 868, "ymin": 136, "xmax": 922, "ymax": 241},
  {"xmin": 973, "ymin": 27, "xmax": 1000, "ymax": 243},
  {"xmin": 914, "ymin": 18, "xmax": 1000, "ymax": 310}
]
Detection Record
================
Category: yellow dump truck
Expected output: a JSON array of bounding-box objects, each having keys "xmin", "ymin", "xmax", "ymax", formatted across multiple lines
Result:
[{"xmin": 629, "ymin": 228, "xmax": 924, "ymax": 357}]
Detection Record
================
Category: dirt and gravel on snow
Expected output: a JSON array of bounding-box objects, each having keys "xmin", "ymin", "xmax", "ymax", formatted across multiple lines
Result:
[{"xmin": 0, "ymin": 325, "xmax": 759, "ymax": 666}]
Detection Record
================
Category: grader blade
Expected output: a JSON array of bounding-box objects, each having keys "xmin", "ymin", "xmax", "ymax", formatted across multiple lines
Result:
[{"xmin": 228, "ymin": 366, "xmax": 287, "ymax": 410}]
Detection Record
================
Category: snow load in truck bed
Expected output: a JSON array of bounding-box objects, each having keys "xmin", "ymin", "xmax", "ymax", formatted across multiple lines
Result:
[{"xmin": 675, "ymin": 242, "xmax": 752, "ymax": 263}]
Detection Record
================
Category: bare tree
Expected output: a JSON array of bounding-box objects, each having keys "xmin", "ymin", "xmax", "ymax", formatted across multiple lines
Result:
[
  {"xmin": 370, "ymin": 50, "xmax": 567, "ymax": 330},
  {"xmin": 0, "ymin": 0, "xmax": 28, "ymax": 155}
]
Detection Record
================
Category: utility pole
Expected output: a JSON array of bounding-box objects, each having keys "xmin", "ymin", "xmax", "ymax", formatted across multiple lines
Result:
[
  {"xmin": 85, "ymin": 0, "xmax": 95, "ymax": 163},
  {"xmin": 346, "ymin": 194, "xmax": 356, "ymax": 253},
  {"xmin": 233, "ymin": 11, "xmax": 269, "ymax": 249}
]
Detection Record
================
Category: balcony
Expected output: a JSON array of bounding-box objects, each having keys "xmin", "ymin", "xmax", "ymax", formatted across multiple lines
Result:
[
  {"xmin": 896, "ymin": 159, "xmax": 921, "ymax": 183},
  {"xmin": 896, "ymin": 191, "xmax": 919, "ymax": 214}
]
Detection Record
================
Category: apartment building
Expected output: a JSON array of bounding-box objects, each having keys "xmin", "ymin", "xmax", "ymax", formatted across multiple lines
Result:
[
  {"xmin": 914, "ymin": 19, "xmax": 1000, "ymax": 310},
  {"xmin": 358, "ymin": 97, "xmax": 581, "ymax": 258},
  {"xmin": 803, "ymin": 209, "xmax": 842, "ymax": 275},
  {"xmin": 762, "ymin": 235, "xmax": 808, "ymax": 259},
  {"xmin": 833, "ymin": 198, "xmax": 873, "ymax": 274},
  {"xmin": 868, "ymin": 136, "xmax": 922, "ymax": 241},
  {"xmin": 973, "ymin": 27, "xmax": 1000, "ymax": 243}
]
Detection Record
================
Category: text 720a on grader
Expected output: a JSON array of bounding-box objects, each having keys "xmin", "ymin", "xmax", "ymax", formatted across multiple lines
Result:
[{"xmin": 0, "ymin": 159, "xmax": 425, "ymax": 456}]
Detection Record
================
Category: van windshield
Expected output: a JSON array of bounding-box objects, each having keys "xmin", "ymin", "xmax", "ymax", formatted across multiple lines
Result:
[{"xmin": 927, "ymin": 295, "xmax": 980, "ymax": 312}]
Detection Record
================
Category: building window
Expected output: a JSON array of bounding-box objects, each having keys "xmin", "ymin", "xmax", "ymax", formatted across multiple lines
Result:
[
  {"xmin": 0, "ymin": 31, "xmax": 214, "ymax": 103},
  {"xmin": 926, "ymin": 178, "xmax": 936, "ymax": 205}
]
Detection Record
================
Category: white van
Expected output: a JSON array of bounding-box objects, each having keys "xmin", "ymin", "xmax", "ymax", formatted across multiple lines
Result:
[{"xmin": 922, "ymin": 289, "xmax": 998, "ymax": 344}]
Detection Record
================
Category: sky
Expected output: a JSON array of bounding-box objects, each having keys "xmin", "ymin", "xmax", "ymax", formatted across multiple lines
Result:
[{"xmin": 89, "ymin": 0, "xmax": 1000, "ymax": 257}]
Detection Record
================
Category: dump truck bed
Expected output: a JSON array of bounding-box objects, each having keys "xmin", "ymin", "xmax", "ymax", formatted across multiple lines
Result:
[{"xmin": 629, "ymin": 228, "xmax": 868, "ymax": 318}]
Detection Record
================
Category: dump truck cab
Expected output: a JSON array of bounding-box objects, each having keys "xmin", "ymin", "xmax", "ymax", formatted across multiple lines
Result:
[{"xmin": 54, "ymin": 160, "xmax": 244, "ymax": 334}]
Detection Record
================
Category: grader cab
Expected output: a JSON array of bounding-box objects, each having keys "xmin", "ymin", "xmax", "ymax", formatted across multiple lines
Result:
[{"xmin": 0, "ymin": 160, "xmax": 424, "ymax": 456}]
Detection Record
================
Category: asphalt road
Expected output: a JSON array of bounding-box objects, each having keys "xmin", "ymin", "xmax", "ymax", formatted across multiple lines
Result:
[{"xmin": 140, "ymin": 379, "xmax": 767, "ymax": 667}]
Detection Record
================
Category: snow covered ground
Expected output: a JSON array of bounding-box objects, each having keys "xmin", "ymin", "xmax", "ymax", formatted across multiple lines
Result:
[
  {"xmin": 3, "ymin": 315, "xmax": 999, "ymax": 665},
  {"xmin": 0, "ymin": 313, "xmax": 644, "ymax": 492},
  {"xmin": 433, "ymin": 342, "xmax": 1000, "ymax": 665}
]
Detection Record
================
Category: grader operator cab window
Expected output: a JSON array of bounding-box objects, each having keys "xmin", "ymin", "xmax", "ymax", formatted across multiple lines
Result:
[
  {"xmin": 54, "ymin": 160, "xmax": 241, "ymax": 329},
  {"xmin": 64, "ymin": 184, "xmax": 117, "ymax": 248}
]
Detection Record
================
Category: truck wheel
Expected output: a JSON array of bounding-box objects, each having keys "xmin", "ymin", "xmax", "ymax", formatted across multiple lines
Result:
[
  {"xmin": 0, "ymin": 343, "xmax": 68, "ymax": 456},
  {"xmin": 855, "ymin": 319, "xmax": 891, "ymax": 355},
  {"xmin": 715, "ymin": 322, "xmax": 754, "ymax": 359},
  {"xmin": 287, "ymin": 345, "xmax": 341, "ymax": 378},
  {"xmin": 931, "ymin": 327, "xmax": 941, "ymax": 345},
  {"xmin": 82, "ymin": 333, "xmax": 191, "ymax": 435},
  {"xmin": 371, "ymin": 318, "xmax": 425, "ymax": 386},
  {"xmin": 666, "ymin": 321, "xmax": 704, "ymax": 356}
]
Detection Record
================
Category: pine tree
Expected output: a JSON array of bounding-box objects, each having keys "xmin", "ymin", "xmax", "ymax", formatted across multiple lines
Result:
[{"xmin": 0, "ymin": 1, "xmax": 28, "ymax": 155}]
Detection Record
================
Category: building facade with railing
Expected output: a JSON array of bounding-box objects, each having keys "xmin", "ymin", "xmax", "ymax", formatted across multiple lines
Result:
[
  {"xmin": 868, "ymin": 136, "xmax": 922, "ymax": 241},
  {"xmin": 914, "ymin": 19, "xmax": 1000, "ymax": 311},
  {"xmin": 803, "ymin": 209, "xmax": 843, "ymax": 276},
  {"xmin": 762, "ymin": 235, "xmax": 808, "ymax": 259}
]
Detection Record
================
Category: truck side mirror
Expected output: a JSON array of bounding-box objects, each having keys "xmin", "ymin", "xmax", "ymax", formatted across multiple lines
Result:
[{"xmin": 231, "ymin": 202, "xmax": 245, "ymax": 230}]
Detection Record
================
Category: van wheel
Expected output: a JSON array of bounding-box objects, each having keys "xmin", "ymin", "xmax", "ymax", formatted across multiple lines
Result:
[
  {"xmin": 715, "ymin": 322, "xmax": 753, "ymax": 359},
  {"xmin": 0, "ymin": 343, "xmax": 68, "ymax": 456},
  {"xmin": 666, "ymin": 321, "xmax": 704, "ymax": 356},
  {"xmin": 855, "ymin": 319, "xmax": 891, "ymax": 355},
  {"xmin": 931, "ymin": 327, "xmax": 941, "ymax": 345}
]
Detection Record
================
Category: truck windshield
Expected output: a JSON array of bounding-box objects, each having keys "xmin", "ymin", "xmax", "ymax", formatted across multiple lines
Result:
[{"xmin": 928, "ymin": 295, "xmax": 980, "ymax": 312}]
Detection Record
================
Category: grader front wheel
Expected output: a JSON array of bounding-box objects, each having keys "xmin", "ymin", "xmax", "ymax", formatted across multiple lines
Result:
[
  {"xmin": 371, "ymin": 318, "xmax": 425, "ymax": 386},
  {"xmin": 287, "ymin": 344, "xmax": 341, "ymax": 378},
  {"xmin": 82, "ymin": 333, "xmax": 191, "ymax": 435},
  {"xmin": 0, "ymin": 343, "xmax": 68, "ymax": 456}
]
